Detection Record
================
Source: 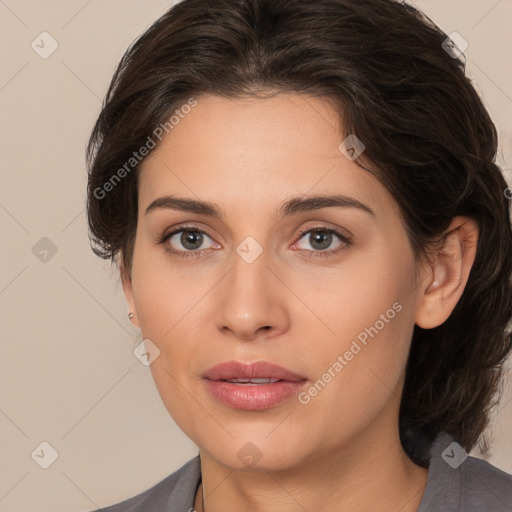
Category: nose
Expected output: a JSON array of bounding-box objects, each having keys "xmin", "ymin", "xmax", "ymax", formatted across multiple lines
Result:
[{"xmin": 215, "ymin": 249, "xmax": 291, "ymax": 341}]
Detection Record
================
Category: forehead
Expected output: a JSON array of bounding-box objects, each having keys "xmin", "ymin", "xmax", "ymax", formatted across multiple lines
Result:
[{"xmin": 138, "ymin": 93, "xmax": 394, "ymax": 220}]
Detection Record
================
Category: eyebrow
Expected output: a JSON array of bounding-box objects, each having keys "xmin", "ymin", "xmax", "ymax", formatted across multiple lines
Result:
[{"xmin": 145, "ymin": 194, "xmax": 375, "ymax": 219}]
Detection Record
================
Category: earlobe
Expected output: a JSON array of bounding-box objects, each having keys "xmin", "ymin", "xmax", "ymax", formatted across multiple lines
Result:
[
  {"xmin": 415, "ymin": 216, "xmax": 479, "ymax": 329},
  {"xmin": 121, "ymin": 269, "xmax": 139, "ymax": 327}
]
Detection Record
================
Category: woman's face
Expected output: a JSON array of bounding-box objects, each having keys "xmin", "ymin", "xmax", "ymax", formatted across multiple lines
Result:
[{"xmin": 123, "ymin": 93, "xmax": 430, "ymax": 470}]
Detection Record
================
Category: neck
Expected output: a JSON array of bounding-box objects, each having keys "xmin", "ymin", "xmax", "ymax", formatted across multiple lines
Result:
[{"xmin": 194, "ymin": 423, "xmax": 428, "ymax": 512}]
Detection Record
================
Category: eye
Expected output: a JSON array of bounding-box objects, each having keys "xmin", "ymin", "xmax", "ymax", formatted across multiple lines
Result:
[
  {"xmin": 157, "ymin": 224, "xmax": 352, "ymax": 259},
  {"xmin": 158, "ymin": 225, "xmax": 219, "ymax": 258},
  {"xmin": 291, "ymin": 227, "xmax": 352, "ymax": 257}
]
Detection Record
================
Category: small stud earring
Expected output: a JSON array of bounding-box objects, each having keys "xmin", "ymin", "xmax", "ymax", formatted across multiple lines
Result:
[{"xmin": 128, "ymin": 312, "xmax": 135, "ymax": 319}]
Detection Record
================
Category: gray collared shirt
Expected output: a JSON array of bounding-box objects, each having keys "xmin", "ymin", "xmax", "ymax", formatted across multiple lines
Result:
[{"xmin": 95, "ymin": 432, "xmax": 512, "ymax": 511}]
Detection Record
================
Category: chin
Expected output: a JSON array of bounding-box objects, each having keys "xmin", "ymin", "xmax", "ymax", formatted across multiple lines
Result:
[{"xmin": 197, "ymin": 431, "xmax": 311, "ymax": 472}]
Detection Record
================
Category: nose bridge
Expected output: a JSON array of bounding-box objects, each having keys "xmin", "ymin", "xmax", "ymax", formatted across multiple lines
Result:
[
  {"xmin": 215, "ymin": 235, "xmax": 289, "ymax": 338},
  {"xmin": 228, "ymin": 238, "xmax": 273, "ymax": 312}
]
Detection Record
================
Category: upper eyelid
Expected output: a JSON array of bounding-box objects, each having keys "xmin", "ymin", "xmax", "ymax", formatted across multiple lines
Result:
[{"xmin": 163, "ymin": 224, "xmax": 215, "ymax": 241}]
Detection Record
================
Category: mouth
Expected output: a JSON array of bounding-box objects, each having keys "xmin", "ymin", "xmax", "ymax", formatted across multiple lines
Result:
[
  {"xmin": 202, "ymin": 360, "xmax": 308, "ymax": 410},
  {"xmin": 202, "ymin": 360, "xmax": 306, "ymax": 382}
]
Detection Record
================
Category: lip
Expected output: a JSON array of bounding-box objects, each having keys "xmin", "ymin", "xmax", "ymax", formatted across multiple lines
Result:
[
  {"xmin": 202, "ymin": 360, "xmax": 306, "ymax": 381},
  {"xmin": 202, "ymin": 360, "xmax": 308, "ymax": 410}
]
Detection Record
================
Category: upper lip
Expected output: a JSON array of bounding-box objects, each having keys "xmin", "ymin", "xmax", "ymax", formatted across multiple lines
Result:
[{"xmin": 202, "ymin": 361, "xmax": 306, "ymax": 382}]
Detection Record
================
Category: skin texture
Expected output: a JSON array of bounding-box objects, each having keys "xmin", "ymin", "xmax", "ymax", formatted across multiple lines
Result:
[{"xmin": 121, "ymin": 93, "xmax": 479, "ymax": 512}]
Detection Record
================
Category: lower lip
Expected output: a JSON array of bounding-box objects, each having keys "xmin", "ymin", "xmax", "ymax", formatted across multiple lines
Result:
[{"xmin": 203, "ymin": 379, "xmax": 307, "ymax": 410}]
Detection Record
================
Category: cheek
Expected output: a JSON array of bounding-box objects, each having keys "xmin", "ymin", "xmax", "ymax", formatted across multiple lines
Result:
[
  {"xmin": 294, "ymin": 290, "xmax": 415, "ymax": 447},
  {"xmin": 130, "ymin": 240, "xmax": 191, "ymax": 337},
  {"xmin": 129, "ymin": 243, "xmax": 208, "ymax": 385},
  {"xmin": 297, "ymin": 238, "xmax": 416, "ymax": 351},
  {"xmin": 133, "ymin": 278, "xmax": 205, "ymax": 437},
  {"xmin": 296, "ymin": 241, "xmax": 417, "ymax": 407}
]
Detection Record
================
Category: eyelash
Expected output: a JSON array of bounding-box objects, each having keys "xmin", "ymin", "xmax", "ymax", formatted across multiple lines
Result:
[{"xmin": 157, "ymin": 223, "xmax": 353, "ymax": 259}]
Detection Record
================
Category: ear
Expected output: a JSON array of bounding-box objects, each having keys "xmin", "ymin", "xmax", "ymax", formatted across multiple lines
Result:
[
  {"xmin": 415, "ymin": 216, "xmax": 479, "ymax": 329},
  {"xmin": 120, "ymin": 264, "xmax": 140, "ymax": 328}
]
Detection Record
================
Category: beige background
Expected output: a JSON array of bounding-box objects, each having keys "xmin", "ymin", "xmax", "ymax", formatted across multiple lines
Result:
[{"xmin": 0, "ymin": 0, "xmax": 511, "ymax": 510}]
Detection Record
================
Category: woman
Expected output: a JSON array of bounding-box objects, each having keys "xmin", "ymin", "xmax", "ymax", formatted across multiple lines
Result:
[{"xmin": 86, "ymin": 0, "xmax": 512, "ymax": 510}]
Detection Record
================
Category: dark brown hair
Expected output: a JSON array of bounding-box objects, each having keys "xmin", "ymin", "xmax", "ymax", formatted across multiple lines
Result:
[{"xmin": 86, "ymin": 0, "xmax": 512, "ymax": 466}]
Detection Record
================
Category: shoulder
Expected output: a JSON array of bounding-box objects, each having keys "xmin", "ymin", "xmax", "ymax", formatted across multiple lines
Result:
[
  {"xmin": 91, "ymin": 455, "xmax": 201, "ymax": 512},
  {"xmin": 459, "ymin": 455, "xmax": 512, "ymax": 509},
  {"xmin": 419, "ymin": 432, "xmax": 512, "ymax": 512}
]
